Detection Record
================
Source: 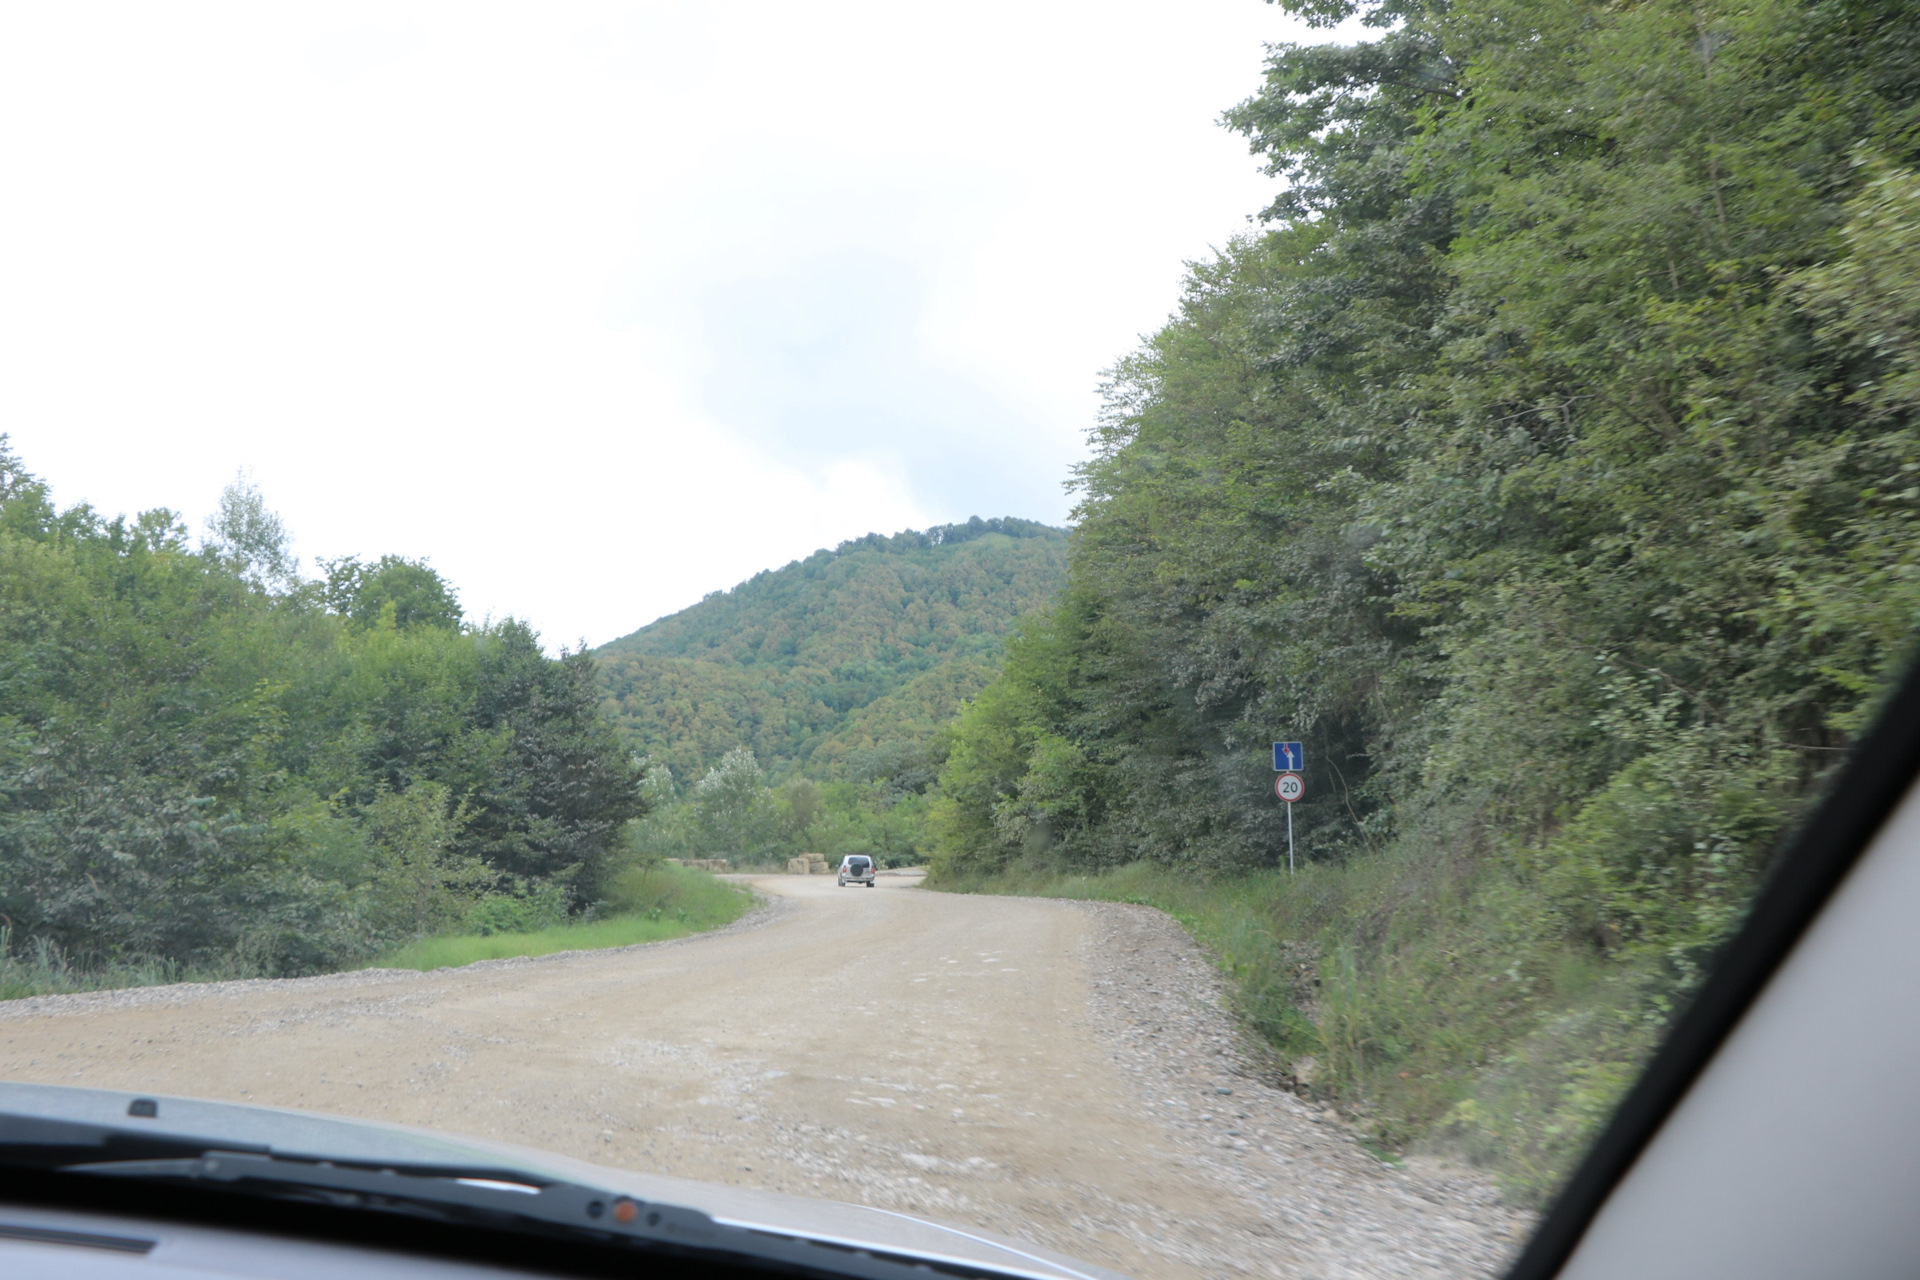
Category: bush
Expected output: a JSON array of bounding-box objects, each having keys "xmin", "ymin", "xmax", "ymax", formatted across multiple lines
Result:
[
  {"xmin": 603, "ymin": 861, "xmax": 747, "ymax": 923},
  {"xmin": 371, "ymin": 863, "xmax": 753, "ymax": 972},
  {"xmin": 464, "ymin": 879, "xmax": 570, "ymax": 936}
]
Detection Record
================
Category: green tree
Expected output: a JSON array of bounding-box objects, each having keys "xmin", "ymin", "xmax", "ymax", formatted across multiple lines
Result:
[
  {"xmin": 203, "ymin": 473, "xmax": 299, "ymax": 591},
  {"xmin": 692, "ymin": 747, "xmax": 775, "ymax": 858},
  {"xmin": 320, "ymin": 555, "xmax": 463, "ymax": 631},
  {"xmin": 361, "ymin": 782, "xmax": 491, "ymax": 939},
  {"xmin": 0, "ymin": 437, "xmax": 645, "ymax": 972},
  {"xmin": 929, "ymin": 0, "xmax": 1920, "ymax": 1196},
  {"xmin": 776, "ymin": 778, "xmax": 824, "ymax": 847}
]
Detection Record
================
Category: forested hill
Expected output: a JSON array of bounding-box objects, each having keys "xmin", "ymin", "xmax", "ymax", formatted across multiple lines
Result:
[{"xmin": 593, "ymin": 517, "xmax": 1067, "ymax": 782}]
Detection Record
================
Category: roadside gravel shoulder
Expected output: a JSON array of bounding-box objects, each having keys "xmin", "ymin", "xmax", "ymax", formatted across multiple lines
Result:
[{"xmin": 1064, "ymin": 898, "xmax": 1534, "ymax": 1280}]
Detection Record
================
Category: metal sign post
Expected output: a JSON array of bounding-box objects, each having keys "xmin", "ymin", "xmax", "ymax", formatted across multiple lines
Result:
[
  {"xmin": 1273, "ymin": 744, "xmax": 1306, "ymax": 874},
  {"xmin": 1274, "ymin": 771, "xmax": 1303, "ymax": 873}
]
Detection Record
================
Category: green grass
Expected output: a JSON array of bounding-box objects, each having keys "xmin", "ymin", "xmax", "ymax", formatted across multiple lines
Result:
[
  {"xmin": 0, "ymin": 926, "xmax": 264, "ymax": 1001},
  {"xmin": 370, "ymin": 861, "xmax": 754, "ymax": 972},
  {"xmin": 0, "ymin": 864, "xmax": 756, "ymax": 999},
  {"xmin": 372, "ymin": 912, "xmax": 725, "ymax": 970}
]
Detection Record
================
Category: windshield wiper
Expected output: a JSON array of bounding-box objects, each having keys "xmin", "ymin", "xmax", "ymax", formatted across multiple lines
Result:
[
  {"xmin": 61, "ymin": 1149, "xmax": 725, "ymax": 1238},
  {"xmin": 0, "ymin": 1113, "xmax": 1000, "ymax": 1280}
]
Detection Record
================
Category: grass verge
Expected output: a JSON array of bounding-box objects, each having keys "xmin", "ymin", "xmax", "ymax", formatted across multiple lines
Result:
[
  {"xmin": 0, "ymin": 927, "xmax": 262, "ymax": 1001},
  {"xmin": 0, "ymin": 865, "xmax": 756, "ymax": 999},
  {"xmin": 372, "ymin": 862, "xmax": 754, "ymax": 972}
]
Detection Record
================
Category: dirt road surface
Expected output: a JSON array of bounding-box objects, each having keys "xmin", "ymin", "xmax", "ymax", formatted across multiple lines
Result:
[{"xmin": 0, "ymin": 875, "xmax": 1528, "ymax": 1279}]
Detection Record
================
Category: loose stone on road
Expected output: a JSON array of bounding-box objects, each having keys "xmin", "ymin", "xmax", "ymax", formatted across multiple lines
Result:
[{"xmin": 0, "ymin": 874, "xmax": 1526, "ymax": 1279}]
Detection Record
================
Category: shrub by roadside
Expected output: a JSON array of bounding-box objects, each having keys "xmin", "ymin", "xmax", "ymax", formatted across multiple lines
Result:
[
  {"xmin": 0, "ymin": 865, "xmax": 754, "ymax": 996},
  {"xmin": 0, "ymin": 926, "xmax": 268, "ymax": 1002},
  {"xmin": 370, "ymin": 862, "xmax": 753, "ymax": 972}
]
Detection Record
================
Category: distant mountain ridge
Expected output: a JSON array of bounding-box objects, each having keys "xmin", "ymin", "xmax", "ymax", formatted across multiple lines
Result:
[{"xmin": 593, "ymin": 517, "xmax": 1068, "ymax": 782}]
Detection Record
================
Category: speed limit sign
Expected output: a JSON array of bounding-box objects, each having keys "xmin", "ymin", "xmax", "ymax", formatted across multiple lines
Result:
[{"xmin": 1274, "ymin": 771, "xmax": 1304, "ymax": 803}]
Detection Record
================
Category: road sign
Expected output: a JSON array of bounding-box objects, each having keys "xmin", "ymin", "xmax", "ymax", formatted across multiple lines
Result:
[
  {"xmin": 1275, "ymin": 772, "xmax": 1304, "ymax": 803},
  {"xmin": 1273, "ymin": 742, "xmax": 1304, "ymax": 772}
]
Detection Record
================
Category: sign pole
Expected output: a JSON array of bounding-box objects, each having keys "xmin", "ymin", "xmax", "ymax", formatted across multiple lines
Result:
[
  {"xmin": 1287, "ymin": 796, "xmax": 1294, "ymax": 876},
  {"xmin": 1272, "ymin": 745, "xmax": 1305, "ymax": 876}
]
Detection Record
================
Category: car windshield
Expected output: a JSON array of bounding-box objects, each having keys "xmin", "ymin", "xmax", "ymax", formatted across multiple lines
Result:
[{"xmin": 0, "ymin": 4, "xmax": 1913, "ymax": 1280}]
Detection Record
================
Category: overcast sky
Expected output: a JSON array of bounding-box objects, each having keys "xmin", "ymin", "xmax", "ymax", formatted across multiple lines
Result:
[{"xmin": 0, "ymin": 2, "xmax": 1321, "ymax": 647}]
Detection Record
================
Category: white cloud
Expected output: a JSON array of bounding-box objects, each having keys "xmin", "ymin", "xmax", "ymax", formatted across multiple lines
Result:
[{"xmin": 0, "ymin": 0, "xmax": 1321, "ymax": 645}]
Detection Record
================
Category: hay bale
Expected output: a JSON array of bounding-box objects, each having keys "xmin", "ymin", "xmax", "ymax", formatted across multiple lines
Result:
[{"xmin": 787, "ymin": 857, "xmax": 810, "ymax": 875}]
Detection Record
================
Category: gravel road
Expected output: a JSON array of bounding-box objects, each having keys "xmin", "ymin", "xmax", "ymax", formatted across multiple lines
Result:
[{"xmin": 0, "ymin": 874, "xmax": 1529, "ymax": 1279}]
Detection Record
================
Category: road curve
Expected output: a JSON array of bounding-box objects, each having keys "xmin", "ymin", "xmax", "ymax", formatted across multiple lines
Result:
[{"xmin": 0, "ymin": 874, "xmax": 1522, "ymax": 1279}]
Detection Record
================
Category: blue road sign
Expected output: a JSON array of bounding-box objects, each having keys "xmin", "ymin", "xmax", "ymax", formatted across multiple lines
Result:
[{"xmin": 1273, "ymin": 742, "xmax": 1304, "ymax": 772}]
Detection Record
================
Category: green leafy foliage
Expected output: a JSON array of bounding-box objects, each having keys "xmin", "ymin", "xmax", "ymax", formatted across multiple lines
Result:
[
  {"xmin": 624, "ymin": 748, "xmax": 933, "ymax": 866},
  {"xmin": 371, "ymin": 861, "xmax": 752, "ymax": 972},
  {"xmin": 594, "ymin": 518, "xmax": 1068, "ymax": 783},
  {"xmin": 930, "ymin": 0, "xmax": 1920, "ymax": 1201},
  {"xmin": 693, "ymin": 747, "xmax": 777, "ymax": 857},
  {"xmin": 319, "ymin": 555, "xmax": 464, "ymax": 632},
  {"xmin": 0, "ymin": 446, "xmax": 643, "ymax": 979}
]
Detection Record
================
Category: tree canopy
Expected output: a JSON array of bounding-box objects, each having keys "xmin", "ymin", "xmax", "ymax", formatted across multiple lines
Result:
[
  {"xmin": 0, "ymin": 443, "xmax": 642, "ymax": 975},
  {"xmin": 929, "ymin": 0, "xmax": 1920, "ymax": 1197}
]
